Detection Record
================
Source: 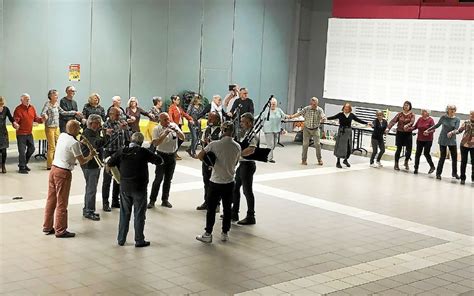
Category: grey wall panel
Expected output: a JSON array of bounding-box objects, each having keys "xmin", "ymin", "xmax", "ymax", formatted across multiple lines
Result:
[
  {"xmin": 90, "ymin": 0, "xmax": 131, "ymax": 107},
  {"xmin": 232, "ymin": 0, "xmax": 265, "ymax": 108},
  {"xmin": 3, "ymin": 0, "xmax": 48, "ymax": 107},
  {"xmin": 306, "ymin": 9, "xmax": 330, "ymax": 101},
  {"xmin": 130, "ymin": 0, "xmax": 169, "ymax": 110},
  {"xmin": 259, "ymin": 0, "xmax": 295, "ymax": 111},
  {"xmin": 166, "ymin": 0, "xmax": 202, "ymax": 99},
  {"xmin": 47, "ymin": 0, "xmax": 92, "ymax": 107},
  {"xmin": 200, "ymin": 0, "xmax": 233, "ymax": 100},
  {"xmin": 202, "ymin": 68, "xmax": 228, "ymax": 102}
]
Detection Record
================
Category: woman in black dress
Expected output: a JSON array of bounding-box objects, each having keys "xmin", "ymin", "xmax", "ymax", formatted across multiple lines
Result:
[
  {"xmin": 326, "ymin": 103, "xmax": 368, "ymax": 168},
  {"xmin": 0, "ymin": 96, "xmax": 19, "ymax": 173}
]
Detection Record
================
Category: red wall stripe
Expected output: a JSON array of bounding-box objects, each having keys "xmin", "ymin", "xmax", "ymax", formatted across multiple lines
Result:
[{"xmin": 333, "ymin": 0, "xmax": 474, "ymax": 20}]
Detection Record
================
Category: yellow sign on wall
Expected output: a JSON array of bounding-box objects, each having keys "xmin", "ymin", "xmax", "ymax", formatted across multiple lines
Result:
[{"xmin": 68, "ymin": 64, "xmax": 80, "ymax": 81}]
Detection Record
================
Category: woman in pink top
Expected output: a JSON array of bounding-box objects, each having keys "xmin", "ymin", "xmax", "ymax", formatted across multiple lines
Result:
[
  {"xmin": 387, "ymin": 101, "xmax": 415, "ymax": 171},
  {"xmin": 456, "ymin": 110, "xmax": 474, "ymax": 185},
  {"xmin": 409, "ymin": 109, "xmax": 435, "ymax": 175}
]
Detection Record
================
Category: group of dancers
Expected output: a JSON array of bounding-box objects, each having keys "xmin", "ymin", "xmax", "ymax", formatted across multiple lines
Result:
[
  {"xmin": 1, "ymin": 86, "xmax": 472, "ymax": 246},
  {"xmin": 294, "ymin": 98, "xmax": 473, "ymax": 185}
]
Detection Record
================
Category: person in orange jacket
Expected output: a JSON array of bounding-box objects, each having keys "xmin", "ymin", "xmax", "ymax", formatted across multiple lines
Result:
[{"xmin": 168, "ymin": 95, "xmax": 194, "ymax": 160}]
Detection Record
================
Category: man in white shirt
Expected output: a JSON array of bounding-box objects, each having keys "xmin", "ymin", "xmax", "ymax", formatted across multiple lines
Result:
[
  {"xmin": 42, "ymin": 120, "xmax": 96, "ymax": 238},
  {"xmin": 196, "ymin": 121, "xmax": 241, "ymax": 243},
  {"xmin": 148, "ymin": 112, "xmax": 185, "ymax": 209}
]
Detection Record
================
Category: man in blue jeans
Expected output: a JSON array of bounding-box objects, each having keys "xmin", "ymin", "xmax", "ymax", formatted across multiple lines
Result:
[{"xmin": 107, "ymin": 132, "xmax": 163, "ymax": 247}]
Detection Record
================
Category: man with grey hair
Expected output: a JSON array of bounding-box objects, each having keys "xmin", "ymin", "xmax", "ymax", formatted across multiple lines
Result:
[
  {"xmin": 107, "ymin": 132, "xmax": 163, "ymax": 247},
  {"xmin": 80, "ymin": 114, "xmax": 106, "ymax": 220},
  {"xmin": 288, "ymin": 97, "xmax": 326, "ymax": 165},
  {"xmin": 59, "ymin": 86, "xmax": 82, "ymax": 132},
  {"xmin": 13, "ymin": 93, "xmax": 43, "ymax": 173}
]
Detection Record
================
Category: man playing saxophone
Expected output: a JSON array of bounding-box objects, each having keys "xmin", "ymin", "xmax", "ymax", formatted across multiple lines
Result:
[{"xmin": 80, "ymin": 114, "xmax": 106, "ymax": 221}]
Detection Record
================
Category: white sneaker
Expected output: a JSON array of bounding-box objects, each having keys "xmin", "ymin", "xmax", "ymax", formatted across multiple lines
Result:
[
  {"xmin": 370, "ymin": 163, "xmax": 377, "ymax": 168},
  {"xmin": 221, "ymin": 232, "xmax": 229, "ymax": 242},
  {"xmin": 376, "ymin": 162, "xmax": 383, "ymax": 168},
  {"xmin": 196, "ymin": 232, "xmax": 212, "ymax": 243}
]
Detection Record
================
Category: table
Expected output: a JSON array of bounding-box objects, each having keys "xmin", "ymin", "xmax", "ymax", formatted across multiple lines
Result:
[
  {"xmin": 6, "ymin": 119, "xmax": 208, "ymax": 159},
  {"xmin": 322, "ymin": 121, "xmax": 373, "ymax": 155},
  {"xmin": 7, "ymin": 124, "xmax": 48, "ymax": 159}
]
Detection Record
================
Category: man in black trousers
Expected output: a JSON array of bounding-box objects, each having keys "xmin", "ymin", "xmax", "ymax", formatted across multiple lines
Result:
[
  {"xmin": 148, "ymin": 112, "xmax": 185, "ymax": 209},
  {"xmin": 232, "ymin": 112, "xmax": 258, "ymax": 225},
  {"xmin": 196, "ymin": 121, "xmax": 241, "ymax": 243},
  {"xmin": 196, "ymin": 112, "xmax": 222, "ymax": 211},
  {"xmin": 107, "ymin": 132, "xmax": 162, "ymax": 247}
]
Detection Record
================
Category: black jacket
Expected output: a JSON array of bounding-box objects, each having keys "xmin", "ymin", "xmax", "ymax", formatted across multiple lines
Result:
[{"xmin": 108, "ymin": 146, "xmax": 162, "ymax": 192}]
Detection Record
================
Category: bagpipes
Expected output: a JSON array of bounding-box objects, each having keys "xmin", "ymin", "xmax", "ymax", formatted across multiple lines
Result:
[{"xmin": 237, "ymin": 95, "xmax": 273, "ymax": 162}]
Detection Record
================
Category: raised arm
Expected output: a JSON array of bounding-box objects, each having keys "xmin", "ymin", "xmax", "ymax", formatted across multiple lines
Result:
[
  {"xmin": 387, "ymin": 113, "xmax": 400, "ymax": 130},
  {"xmin": 456, "ymin": 121, "xmax": 466, "ymax": 134},
  {"xmin": 425, "ymin": 117, "xmax": 443, "ymax": 133},
  {"xmin": 352, "ymin": 114, "xmax": 367, "ymax": 125},
  {"xmin": 6, "ymin": 107, "xmax": 14, "ymax": 123},
  {"xmin": 326, "ymin": 113, "xmax": 341, "ymax": 121},
  {"xmin": 33, "ymin": 106, "xmax": 43, "ymax": 123}
]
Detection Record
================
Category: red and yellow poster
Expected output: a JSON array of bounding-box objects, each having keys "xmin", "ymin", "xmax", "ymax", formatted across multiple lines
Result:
[{"xmin": 68, "ymin": 64, "xmax": 80, "ymax": 81}]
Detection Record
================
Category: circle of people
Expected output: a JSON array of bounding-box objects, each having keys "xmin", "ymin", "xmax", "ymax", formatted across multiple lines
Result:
[{"xmin": 0, "ymin": 87, "xmax": 472, "ymax": 245}]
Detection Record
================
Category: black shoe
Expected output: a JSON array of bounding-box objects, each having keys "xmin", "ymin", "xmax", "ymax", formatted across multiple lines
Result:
[
  {"xmin": 56, "ymin": 231, "xmax": 76, "ymax": 238},
  {"xmin": 84, "ymin": 213, "xmax": 100, "ymax": 221},
  {"xmin": 147, "ymin": 202, "xmax": 155, "ymax": 209},
  {"xmin": 196, "ymin": 203, "xmax": 207, "ymax": 210},
  {"xmin": 186, "ymin": 148, "xmax": 193, "ymax": 157},
  {"xmin": 436, "ymin": 175, "xmax": 442, "ymax": 180},
  {"xmin": 103, "ymin": 205, "xmax": 111, "ymax": 212},
  {"xmin": 428, "ymin": 166, "xmax": 435, "ymax": 174},
  {"xmin": 394, "ymin": 163, "xmax": 400, "ymax": 171},
  {"xmin": 460, "ymin": 180, "xmax": 465, "ymax": 185},
  {"xmin": 18, "ymin": 168, "xmax": 28, "ymax": 174},
  {"xmin": 237, "ymin": 216, "xmax": 256, "ymax": 225},
  {"xmin": 231, "ymin": 213, "xmax": 239, "ymax": 222},
  {"xmin": 414, "ymin": 169, "xmax": 418, "ymax": 175},
  {"xmin": 111, "ymin": 203, "xmax": 120, "ymax": 208},
  {"xmin": 404, "ymin": 161, "xmax": 409, "ymax": 170},
  {"xmin": 343, "ymin": 160, "xmax": 351, "ymax": 167},
  {"xmin": 161, "ymin": 200, "xmax": 172, "ymax": 208},
  {"xmin": 269, "ymin": 160, "xmax": 275, "ymax": 163},
  {"xmin": 452, "ymin": 174, "xmax": 460, "ymax": 180},
  {"xmin": 43, "ymin": 228, "xmax": 55, "ymax": 235},
  {"xmin": 336, "ymin": 162, "xmax": 342, "ymax": 169},
  {"xmin": 135, "ymin": 241, "xmax": 151, "ymax": 248},
  {"xmin": 25, "ymin": 165, "xmax": 31, "ymax": 171},
  {"xmin": 118, "ymin": 241, "xmax": 125, "ymax": 246}
]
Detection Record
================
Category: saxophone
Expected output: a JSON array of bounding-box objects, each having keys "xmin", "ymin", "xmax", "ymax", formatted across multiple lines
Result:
[{"xmin": 80, "ymin": 135, "xmax": 104, "ymax": 168}]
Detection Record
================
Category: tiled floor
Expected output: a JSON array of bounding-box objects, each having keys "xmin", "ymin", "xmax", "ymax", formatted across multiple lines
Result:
[{"xmin": 0, "ymin": 134, "xmax": 473, "ymax": 295}]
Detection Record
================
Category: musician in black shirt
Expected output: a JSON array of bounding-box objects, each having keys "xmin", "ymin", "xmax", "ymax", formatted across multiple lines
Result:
[
  {"xmin": 197, "ymin": 112, "xmax": 222, "ymax": 211},
  {"xmin": 232, "ymin": 112, "xmax": 258, "ymax": 225},
  {"xmin": 107, "ymin": 132, "xmax": 162, "ymax": 247}
]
